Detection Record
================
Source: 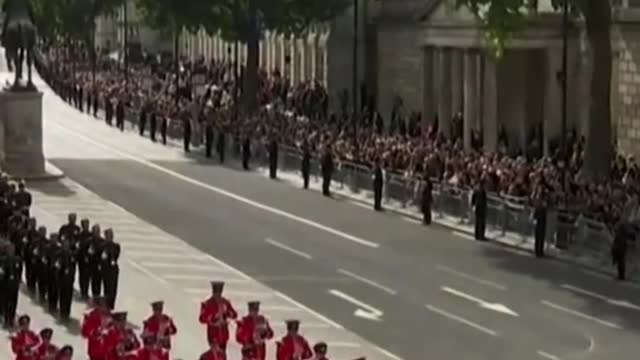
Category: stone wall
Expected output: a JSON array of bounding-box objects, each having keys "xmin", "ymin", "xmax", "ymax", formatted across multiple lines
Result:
[{"xmin": 614, "ymin": 15, "xmax": 640, "ymax": 156}]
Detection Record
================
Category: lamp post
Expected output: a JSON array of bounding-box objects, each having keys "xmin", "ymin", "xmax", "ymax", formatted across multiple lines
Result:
[{"xmin": 560, "ymin": 0, "xmax": 569, "ymax": 190}]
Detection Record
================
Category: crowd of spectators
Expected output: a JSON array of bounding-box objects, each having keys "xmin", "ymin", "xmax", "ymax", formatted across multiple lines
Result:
[{"xmin": 35, "ymin": 45, "xmax": 640, "ymax": 227}]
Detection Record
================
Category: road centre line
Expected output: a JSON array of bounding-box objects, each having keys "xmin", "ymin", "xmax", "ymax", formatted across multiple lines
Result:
[
  {"xmin": 537, "ymin": 350, "xmax": 560, "ymax": 360},
  {"xmin": 265, "ymin": 238, "xmax": 313, "ymax": 260},
  {"xmin": 435, "ymin": 265, "xmax": 507, "ymax": 291},
  {"xmin": 52, "ymin": 122, "xmax": 380, "ymax": 249},
  {"xmin": 424, "ymin": 304, "xmax": 498, "ymax": 337},
  {"xmin": 540, "ymin": 300, "xmax": 623, "ymax": 329},
  {"xmin": 337, "ymin": 268, "xmax": 397, "ymax": 295},
  {"xmin": 274, "ymin": 291, "xmax": 344, "ymax": 329}
]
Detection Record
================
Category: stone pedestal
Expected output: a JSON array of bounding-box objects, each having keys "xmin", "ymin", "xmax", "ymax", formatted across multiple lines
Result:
[{"xmin": 0, "ymin": 91, "xmax": 46, "ymax": 178}]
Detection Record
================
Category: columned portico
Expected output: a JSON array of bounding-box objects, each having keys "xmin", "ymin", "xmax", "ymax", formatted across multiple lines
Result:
[
  {"xmin": 437, "ymin": 47, "xmax": 452, "ymax": 135},
  {"xmin": 463, "ymin": 49, "xmax": 478, "ymax": 150}
]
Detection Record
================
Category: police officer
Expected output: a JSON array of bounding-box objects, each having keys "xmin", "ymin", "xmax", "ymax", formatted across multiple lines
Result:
[
  {"xmin": 57, "ymin": 239, "xmax": 76, "ymax": 320},
  {"xmin": 105, "ymin": 96, "xmax": 114, "ymax": 126},
  {"xmin": 86, "ymin": 87, "xmax": 92, "ymax": 114},
  {"xmin": 421, "ymin": 177, "xmax": 433, "ymax": 225},
  {"xmin": 321, "ymin": 146, "xmax": 334, "ymax": 197},
  {"xmin": 139, "ymin": 104, "xmax": 148, "ymax": 136},
  {"xmin": 612, "ymin": 222, "xmax": 630, "ymax": 281},
  {"xmin": 161, "ymin": 115, "xmax": 168, "ymax": 145},
  {"xmin": 93, "ymin": 89, "xmax": 99, "ymax": 117},
  {"xmin": 89, "ymin": 224, "xmax": 104, "ymax": 298},
  {"xmin": 76, "ymin": 218, "xmax": 92, "ymax": 300},
  {"xmin": 242, "ymin": 132, "xmax": 251, "ymax": 171},
  {"xmin": 3, "ymin": 243, "xmax": 22, "ymax": 328},
  {"xmin": 78, "ymin": 86, "xmax": 84, "ymax": 112},
  {"xmin": 216, "ymin": 128, "xmax": 226, "ymax": 164},
  {"xmin": 268, "ymin": 136, "xmax": 278, "ymax": 179},
  {"xmin": 46, "ymin": 233, "xmax": 62, "ymax": 314},
  {"xmin": 205, "ymin": 119, "xmax": 214, "ymax": 158},
  {"xmin": 116, "ymin": 97, "xmax": 125, "ymax": 131},
  {"xmin": 471, "ymin": 181, "xmax": 487, "ymax": 241},
  {"xmin": 100, "ymin": 229, "xmax": 120, "ymax": 309},
  {"xmin": 301, "ymin": 141, "xmax": 311, "ymax": 190},
  {"xmin": 372, "ymin": 160, "xmax": 383, "ymax": 211},
  {"xmin": 533, "ymin": 198, "xmax": 547, "ymax": 258},
  {"xmin": 150, "ymin": 110, "xmax": 158, "ymax": 142},
  {"xmin": 183, "ymin": 117, "xmax": 192, "ymax": 153}
]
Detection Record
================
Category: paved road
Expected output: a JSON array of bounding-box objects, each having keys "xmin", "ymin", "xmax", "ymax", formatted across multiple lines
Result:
[{"xmin": 21, "ymin": 68, "xmax": 640, "ymax": 360}]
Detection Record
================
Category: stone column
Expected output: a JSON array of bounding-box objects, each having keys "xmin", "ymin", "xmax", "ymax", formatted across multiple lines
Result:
[
  {"xmin": 310, "ymin": 33, "xmax": 318, "ymax": 82},
  {"xmin": 298, "ymin": 38, "xmax": 306, "ymax": 82},
  {"xmin": 483, "ymin": 54, "xmax": 498, "ymax": 152},
  {"xmin": 289, "ymin": 35, "xmax": 296, "ymax": 83},
  {"xmin": 451, "ymin": 48, "xmax": 464, "ymax": 117},
  {"xmin": 463, "ymin": 49, "xmax": 478, "ymax": 150},
  {"xmin": 544, "ymin": 46, "xmax": 562, "ymax": 156},
  {"xmin": 423, "ymin": 46, "xmax": 435, "ymax": 127},
  {"xmin": 438, "ymin": 47, "xmax": 453, "ymax": 136}
]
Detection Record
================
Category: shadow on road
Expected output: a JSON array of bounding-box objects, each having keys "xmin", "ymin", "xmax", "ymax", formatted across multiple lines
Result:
[
  {"xmin": 479, "ymin": 243, "xmax": 640, "ymax": 333},
  {"xmin": 29, "ymin": 179, "xmax": 76, "ymax": 198}
]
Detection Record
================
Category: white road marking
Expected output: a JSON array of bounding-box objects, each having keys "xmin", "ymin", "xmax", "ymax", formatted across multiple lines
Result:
[
  {"xmin": 125, "ymin": 259, "xmax": 169, "ymax": 285},
  {"xmin": 436, "ymin": 265, "xmax": 507, "ymax": 291},
  {"xmin": 126, "ymin": 251, "xmax": 206, "ymax": 259},
  {"xmin": 425, "ymin": 304, "xmax": 498, "ymax": 337},
  {"xmin": 537, "ymin": 350, "xmax": 560, "ymax": 360},
  {"xmin": 260, "ymin": 305, "xmax": 303, "ymax": 312},
  {"xmin": 328, "ymin": 289, "xmax": 384, "ymax": 321},
  {"xmin": 274, "ymin": 291, "xmax": 344, "ymax": 329},
  {"xmin": 560, "ymin": 284, "xmax": 640, "ymax": 311},
  {"xmin": 139, "ymin": 262, "xmax": 218, "ymax": 271},
  {"xmin": 337, "ymin": 268, "xmax": 397, "ymax": 295},
  {"xmin": 541, "ymin": 300, "xmax": 623, "ymax": 329},
  {"xmin": 441, "ymin": 286, "xmax": 518, "ymax": 316},
  {"xmin": 453, "ymin": 231, "xmax": 475, "ymax": 241},
  {"xmin": 402, "ymin": 217, "xmax": 422, "ymax": 225},
  {"xmin": 52, "ymin": 122, "xmax": 380, "ymax": 249},
  {"xmin": 265, "ymin": 238, "xmax": 313, "ymax": 260}
]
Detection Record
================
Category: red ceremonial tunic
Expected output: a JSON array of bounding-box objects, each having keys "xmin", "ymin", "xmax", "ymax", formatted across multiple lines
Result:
[
  {"xmin": 276, "ymin": 334, "xmax": 313, "ymax": 360},
  {"xmin": 199, "ymin": 349, "xmax": 227, "ymax": 360},
  {"xmin": 105, "ymin": 327, "xmax": 141, "ymax": 360},
  {"xmin": 136, "ymin": 347, "xmax": 170, "ymax": 360},
  {"xmin": 235, "ymin": 315, "xmax": 274, "ymax": 360},
  {"xmin": 35, "ymin": 342, "xmax": 58, "ymax": 360},
  {"xmin": 88, "ymin": 324, "xmax": 112, "ymax": 360},
  {"xmin": 82, "ymin": 309, "xmax": 106, "ymax": 339},
  {"xmin": 11, "ymin": 330, "xmax": 41, "ymax": 360},
  {"xmin": 198, "ymin": 297, "xmax": 237, "ymax": 348},
  {"xmin": 142, "ymin": 314, "xmax": 177, "ymax": 349}
]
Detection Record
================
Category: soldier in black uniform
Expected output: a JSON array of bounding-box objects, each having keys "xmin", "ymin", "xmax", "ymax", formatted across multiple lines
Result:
[
  {"xmin": 46, "ymin": 233, "xmax": 62, "ymax": 313},
  {"xmin": 421, "ymin": 177, "xmax": 433, "ymax": 225},
  {"xmin": 321, "ymin": 147, "xmax": 334, "ymax": 197},
  {"xmin": 533, "ymin": 199, "xmax": 547, "ymax": 258},
  {"xmin": 242, "ymin": 132, "xmax": 251, "ymax": 170},
  {"xmin": 59, "ymin": 213, "xmax": 80, "ymax": 246},
  {"xmin": 139, "ymin": 104, "xmax": 148, "ymax": 136},
  {"xmin": 14, "ymin": 181, "xmax": 31, "ymax": 216},
  {"xmin": 86, "ymin": 87, "xmax": 92, "ymax": 113},
  {"xmin": 301, "ymin": 140, "xmax": 311, "ymax": 189},
  {"xmin": 183, "ymin": 117, "xmax": 192, "ymax": 153},
  {"xmin": 76, "ymin": 218, "xmax": 92, "ymax": 300},
  {"xmin": 78, "ymin": 86, "xmax": 84, "ymax": 112},
  {"xmin": 160, "ymin": 116, "xmax": 168, "ymax": 145},
  {"xmin": 216, "ymin": 128, "xmax": 226, "ymax": 163},
  {"xmin": 268, "ymin": 136, "xmax": 278, "ymax": 179},
  {"xmin": 204, "ymin": 120, "xmax": 214, "ymax": 158},
  {"xmin": 26, "ymin": 224, "xmax": 44, "ymax": 295},
  {"xmin": 0, "ymin": 196, "xmax": 13, "ymax": 236},
  {"xmin": 57, "ymin": 239, "xmax": 76, "ymax": 320},
  {"xmin": 2, "ymin": 243, "xmax": 22, "ymax": 328},
  {"xmin": 100, "ymin": 229, "xmax": 121, "ymax": 309},
  {"xmin": 149, "ymin": 110, "xmax": 157, "ymax": 142},
  {"xmin": 471, "ymin": 181, "xmax": 488, "ymax": 241},
  {"xmin": 93, "ymin": 89, "xmax": 99, "ymax": 117},
  {"xmin": 105, "ymin": 97, "xmax": 114, "ymax": 126},
  {"xmin": 35, "ymin": 226, "xmax": 50, "ymax": 302},
  {"xmin": 23, "ymin": 218, "xmax": 37, "ymax": 292},
  {"xmin": 89, "ymin": 224, "xmax": 104, "ymax": 298},
  {"xmin": 372, "ymin": 160, "xmax": 384, "ymax": 211},
  {"xmin": 116, "ymin": 98, "xmax": 125, "ymax": 131}
]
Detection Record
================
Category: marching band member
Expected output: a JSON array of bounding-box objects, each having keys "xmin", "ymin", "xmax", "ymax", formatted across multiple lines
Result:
[
  {"xmin": 198, "ymin": 281, "xmax": 237, "ymax": 355},
  {"xmin": 11, "ymin": 315, "xmax": 40, "ymax": 360},
  {"xmin": 199, "ymin": 338, "xmax": 226, "ymax": 360},
  {"xmin": 54, "ymin": 345, "xmax": 73, "ymax": 360},
  {"xmin": 142, "ymin": 301, "xmax": 177, "ymax": 350},
  {"xmin": 236, "ymin": 301, "xmax": 273, "ymax": 360},
  {"xmin": 136, "ymin": 333, "xmax": 169, "ymax": 360},
  {"xmin": 276, "ymin": 320, "xmax": 312, "ymax": 360},
  {"xmin": 35, "ymin": 328, "xmax": 58, "ymax": 360},
  {"xmin": 87, "ymin": 311, "xmax": 112, "ymax": 360},
  {"xmin": 311, "ymin": 343, "xmax": 329, "ymax": 360},
  {"xmin": 82, "ymin": 296, "xmax": 110, "ymax": 339},
  {"xmin": 106, "ymin": 312, "xmax": 140, "ymax": 360}
]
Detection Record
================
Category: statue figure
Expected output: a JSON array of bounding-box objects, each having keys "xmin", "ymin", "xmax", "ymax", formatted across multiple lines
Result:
[{"xmin": 1, "ymin": 0, "xmax": 37, "ymax": 91}]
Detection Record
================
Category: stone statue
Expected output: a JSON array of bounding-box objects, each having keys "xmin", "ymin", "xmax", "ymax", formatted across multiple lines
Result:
[{"xmin": 1, "ymin": 0, "xmax": 37, "ymax": 91}]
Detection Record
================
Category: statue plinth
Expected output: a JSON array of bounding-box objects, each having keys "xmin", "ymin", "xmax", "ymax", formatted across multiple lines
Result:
[{"xmin": 0, "ymin": 90, "xmax": 52, "ymax": 179}]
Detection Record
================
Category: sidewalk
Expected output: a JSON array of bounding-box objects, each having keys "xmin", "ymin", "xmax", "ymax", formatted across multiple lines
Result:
[{"xmin": 22, "ymin": 176, "xmax": 399, "ymax": 360}]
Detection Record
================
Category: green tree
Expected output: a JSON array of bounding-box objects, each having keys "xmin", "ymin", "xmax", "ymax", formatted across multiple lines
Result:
[
  {"xmin": 456, "ymin": 0, "xmax": 613, "ymax": 180},
  {"xmin": 206, "ymin": 0, "xmax": 351, "ymax": 112}
]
